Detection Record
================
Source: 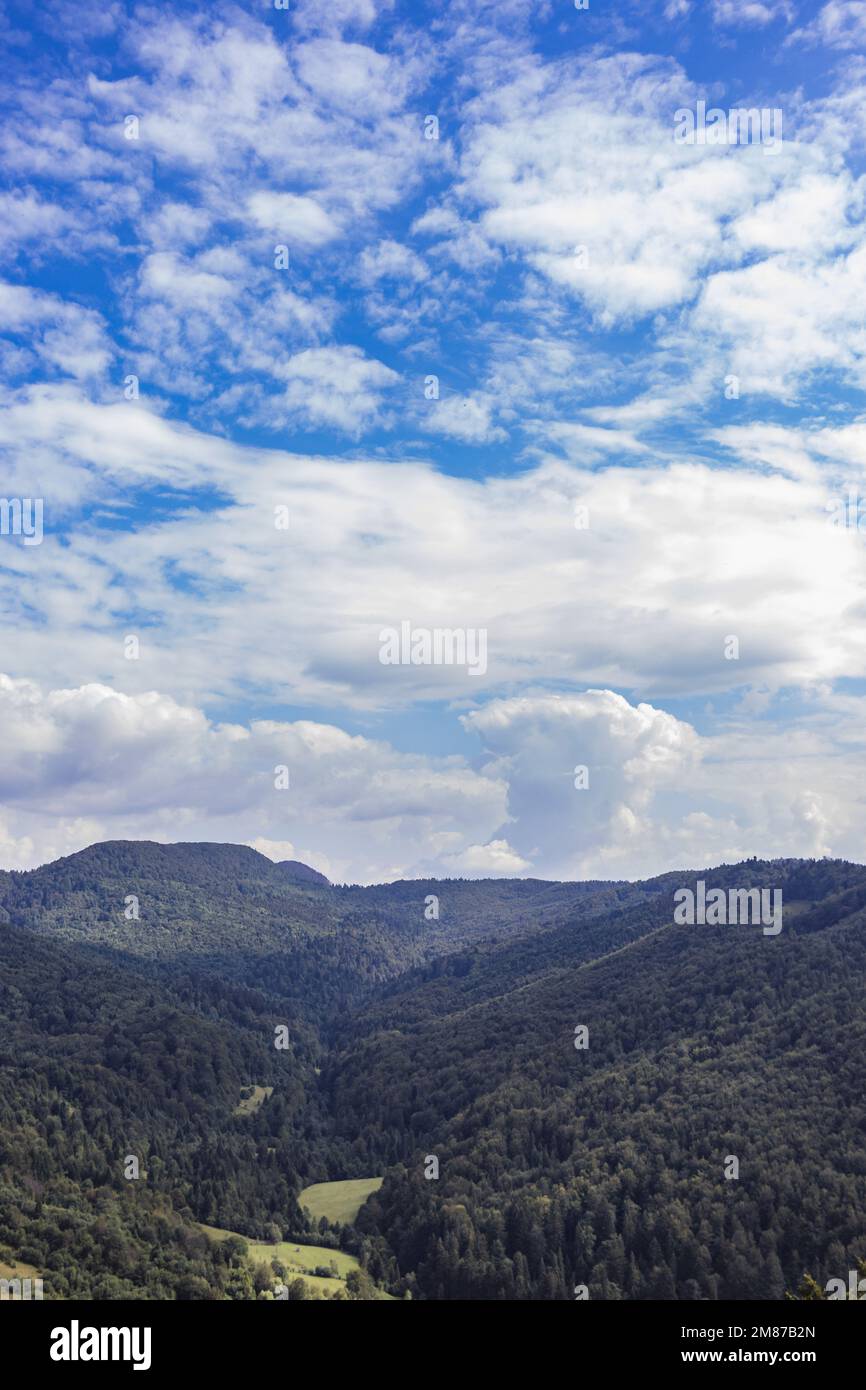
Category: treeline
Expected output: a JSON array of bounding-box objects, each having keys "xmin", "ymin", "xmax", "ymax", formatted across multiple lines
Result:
[{"xmin": 2, "ymin": 846, "xmax": 865, "ymax": 1299}]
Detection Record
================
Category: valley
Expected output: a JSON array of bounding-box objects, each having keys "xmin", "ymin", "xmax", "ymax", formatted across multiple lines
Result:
[{"xmin": 1, "ymin": 842, "xmax": 865, "ymax": 1300}]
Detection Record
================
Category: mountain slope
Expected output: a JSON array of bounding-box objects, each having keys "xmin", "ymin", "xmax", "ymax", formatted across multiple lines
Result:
[
  {"xmin": 0, "ymin": 841, "xmax": 610, "ymax": 1013},
  {"xmin": 0, "ymin": 921, "xmax": 323, "ymax": 1298},
  {"xmin": 333, "ymin": 862, "xmax": 866, "ymax": 1298},
  {"xmin": 1, "ymin": 846, "xmax": 865, "ymax": 1300}
]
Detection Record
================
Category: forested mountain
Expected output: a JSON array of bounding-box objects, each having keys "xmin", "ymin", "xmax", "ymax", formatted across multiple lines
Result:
[
  {"xmin": 0, "ymin": 841, "xmax": 605, "ymax": 1012},
  {"xmin": 1, "ymin": 843, "xmax": 865, "ymax": 1299}
]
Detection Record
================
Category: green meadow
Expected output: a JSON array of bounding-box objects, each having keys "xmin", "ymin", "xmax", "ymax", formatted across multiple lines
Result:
[
  {"xmin": 200, "ymin": 1222, "xmax": 357, "ymax": 1278},
  {"xmin": 299, "ymin": 1177, "xmax": 384, "ymax": 1226},
  {"xmin": 198, "ymin": 1222, "xmax": 396, "ymax": 1298}
]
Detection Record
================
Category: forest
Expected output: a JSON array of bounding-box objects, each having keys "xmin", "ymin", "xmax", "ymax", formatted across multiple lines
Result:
[{"xmin": 1, "ymin": 841, "xmax": 864, "ymax": 1299}]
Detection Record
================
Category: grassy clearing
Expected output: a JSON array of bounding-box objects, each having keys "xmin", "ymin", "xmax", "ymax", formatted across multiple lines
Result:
[
  {"xmin": 0, "ymin": 1257, "xmax": 40, "ymax": 1280},
  {"xmin": 198, "ymin": 1221, "xmax": 395, "ymax": 1299},
  {"xmin": 299, "ymin": 1176, "xmax": 384, "ymax": 1226},
  {"xmin": 0, "ymin": 1256, "xmax": 42, "ymax": 1299},
  {"xmin": 234, "ymin": 1084, "xmax": 273, "ymax": 1117},
  {"xmin": 255, "ymin": 1239, "xmax": 358, "ymax": 1278},
  {"xmin": 199, "ymin": 1224, "xmax": 355, "ymax": 1280}
]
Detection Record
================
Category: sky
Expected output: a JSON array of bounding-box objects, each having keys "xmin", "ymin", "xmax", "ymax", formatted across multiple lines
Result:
[{"xmin": 1, "ymin": 0, "xmax": 866, "ymax": 883}]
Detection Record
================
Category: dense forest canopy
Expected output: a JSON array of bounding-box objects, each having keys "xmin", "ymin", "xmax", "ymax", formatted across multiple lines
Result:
[{"xmin": 1, "ymin": 841, "xmax": 864, "ymax": 1299}]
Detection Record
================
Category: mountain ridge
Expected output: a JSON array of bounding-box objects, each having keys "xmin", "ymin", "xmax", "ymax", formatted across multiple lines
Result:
[{"xmin": 2, "ymin": 845, "xmax": 864, "ymax": 1299}]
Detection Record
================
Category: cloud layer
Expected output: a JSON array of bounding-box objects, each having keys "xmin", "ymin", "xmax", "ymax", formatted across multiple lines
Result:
[{"xmin": 1, "ymin": 1, "xmax": 866, "ymax": 879}]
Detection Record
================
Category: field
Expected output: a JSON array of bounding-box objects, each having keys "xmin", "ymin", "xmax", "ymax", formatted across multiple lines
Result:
[
  {"xmin": 0, "ymin": 1256, "xmax": 42, "ymax": 1298},
  {"xmin": 0, "ymin": 1258, "xmax": 40, "ymax": 1280},
  {"xmin": 198, "ymin": 1222, "xmax": 380, "ymax": 1297},
  {"xmin": 233, "ymin": 1084, "xmax": 273, "ymax": 1117},
  {"xmin": 299, "ymin": 1176, "xmax": 384, "ymax": 1225}
]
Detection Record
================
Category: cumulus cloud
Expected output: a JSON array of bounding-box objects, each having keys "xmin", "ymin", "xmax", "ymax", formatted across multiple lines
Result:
[
  {"xmin": 463, "ymin": 691, "xmax": 700, "ymax": 877},
  {"xmin": 3, "ymin": 5, "xmax": 866, "ymax": 883},
  {"xmin": 448, "ymin": 45, "xmax": 866, "ymax": 403},
  {"xmin": 128, "ymin": 248, "xmax": 336, "ymax": 407},
  {"xmin": 455, "ymin": 51, "xmax": 784, "ymax": 323},
  {"xmin": 2, "ymin": 391, "xmax": 866, "ymax": 710},
  {"xmin": 0, "ymin": 11, "xmax": 442, "ymax": 425},
  {"xmin": 246, "ymin": 192, "xmax": 340, "ymax": 248},
  {"xmin": 291, "ymin": 0, "xmax": 392, "ymax": 38},
  {"xmin": 358, "ymin": 239, "xmax": 430, "ymax": 286},
  {"xmin": 687, "ymin": 241, "xmax": 866, "ymax": 399},
  {"xmin": 461, "ymin": 687, "xmax": 866, "ymax": 880},
  {"xmin": 0, "ymin": 675, "xmax": 507, "ymax": 882},
  {"xmin": 276, "ymin": 346, "xmax": 399, "ymax": 434},
  {"xmin": 0, "ymin": 192, "xmax": 73, "ymax": 259},
  {"xmin": 440, "ymin": 839, "xmax": 532, "ymax": 876},
  {"xmin": 4, "ymin": 677, "xmax": 864, "ymax": 883}
]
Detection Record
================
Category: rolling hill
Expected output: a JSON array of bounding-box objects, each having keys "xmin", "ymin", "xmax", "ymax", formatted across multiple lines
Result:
[{"xmin": 1, "ymin": 844, "xmax": 864, "ymax": 1299}]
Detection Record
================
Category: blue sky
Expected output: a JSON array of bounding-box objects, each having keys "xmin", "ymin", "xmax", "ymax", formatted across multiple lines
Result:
[{"xmin": 1, "ymin": 0, "xmax": 866, "ymax": 882}]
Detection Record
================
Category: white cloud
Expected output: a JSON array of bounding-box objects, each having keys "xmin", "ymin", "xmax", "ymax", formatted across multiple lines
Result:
[
  {"xmin": 789, "ymin": 1, "xmax": 866, "ymax": 48},
  {"xmin": 532, "ymin": 420, "xmax": 649, "ymax": 464},
  {"xmin": 0, "ymin": 675, "xmax": 507, "ymax": 882},
  {"xmin": 0, "ymin": 283, "xmax": 112, "ymax": 381},
  {"xmin": 460, "ymin": 687, "xmax": 866, "ymax": 879},
  {"xmin": 246, "ymin": 192, "xmax": 340, "ymax": 247},
  {"xmin": 6, "ymin": 676, "xmax": 863, "ymax": 883},
  {"xmin": 143, "ymin": 201, "xmax": 212, "ymax": 251},
  {"xmin": 689, "ymin": 243, "xmax": 866, "ymax": 398},
  {"xmin": 441, "ymin": 838, "xmax": 532, "ymax": 876},
  {"xmin": 712, "ymin": 0, "xmax": 794, "ymax": 26},
  {"xmin": 277, "ymin": 346, "xmax": 399, "ymax": 433},
  {"xmin": 291, "ymin": 0, "xmax": 392, "ymax": 38},
  {"xmin": 139, "ymin": 251, "xmax": 236, "ymax": 308},
  {"xmin": 0, "ymin": 192, "xmax": 74, "ymax": 258},
  {"xmin": 294, "ymin": 38, "xmax": 416, "ymax": 117},
  {"xmin": 455, "ymin": 51, "xmax": 797, "ymax": 323},
  {"xmin": 463, "ymin": 690, "xmax": 699, "ymax": 877},
  {"xmin": 120, "ymin": 233, "xmax": 339, "ymax": 408},
  {"xmin": 423, "ymin": 391, "xmax": 507, "ymax": 444},
  {"xmin": 248, "ymin": 836, "xmax": 332, "ymax": 880},
  {"xmin": 358, "ymin": 239, "xmax": 429, "ymax": 285},
  {"xmin": 448, "ymin": 44, "xmax": 866, "ymax": 405},
  {"xmin": 11, "ymin": 11, "xmax": 439, "ymax": 424},
  {"xmin": 2, "ymin": 392, "xmax": 866, "ymax": 711}
]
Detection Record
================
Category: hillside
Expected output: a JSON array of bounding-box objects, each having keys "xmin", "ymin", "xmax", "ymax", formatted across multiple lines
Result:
[
  {"xmin": 338, "ymin": 864, "xmax": 866, "ymax": 1298},
  {"xmin": 0, "ymin": 841, "xmax": 603, "ymax": 1014},
  {"xmin": 1, "ymin": 845, "xmax": 865, "ymax": 1299}
]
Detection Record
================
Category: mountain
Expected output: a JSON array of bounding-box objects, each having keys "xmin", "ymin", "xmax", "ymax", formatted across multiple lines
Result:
[
  {"xmin": 1, "ymin": 845, "xmax": 865, "ymax": 1299},
  {"xmin": 337, "ymin": 861, "xmax": 866, "ymax": 1298},
  {"xmin": 0, "ymin": 841, "xmax": 614, "ymax": 1015},
  {"xmin": 275, "ymin": 859, "xmax": 330, "ymax": 886}
]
